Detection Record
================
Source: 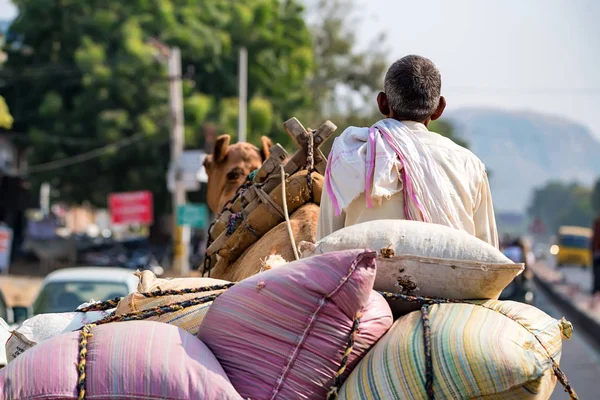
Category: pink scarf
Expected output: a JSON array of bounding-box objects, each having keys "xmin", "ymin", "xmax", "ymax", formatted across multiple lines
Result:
[{"xmin": 324, "ymin": 119, "xmax": 463, "ymax": 230}]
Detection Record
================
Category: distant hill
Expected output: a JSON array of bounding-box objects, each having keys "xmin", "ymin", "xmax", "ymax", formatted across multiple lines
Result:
[{"xmin": 447, "ymin": 108, "xmax": 600, "ymax": 212}]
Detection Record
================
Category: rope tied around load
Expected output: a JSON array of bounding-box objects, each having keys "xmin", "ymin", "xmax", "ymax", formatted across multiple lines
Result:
[
  {"xmin": 202, "ymin": 169, "xmax": 259, "ymax": 277},
  {"xmin": 248, "ymin": 168, "xmax": 259, "ymax": 182},
  {"xmin": 226, "ymin": 212, "xmax": 240, "ymax": 235},
  {"xmin": 280, "ymin": 165, "xmax": 300, "ymax": 261},
  {"xmin": 327, "ymin": 311, "xmax": 361, "ymax": 400},
  {"xmin": 76, "ymin": 285, "xmax": 228, "ymax": 400},
  {"xmin": 74, "ymin": 283, "xmax": 577, "ymax": 400},
  {"xmin": 76, "ymin": 283, "xmax": 235, "ymax": 313},
  {"xmin": 77, "ymin": 323, "xmax": 95, "ymax": 400},
  {"xmin": 306, "ymin": 130, "xmax": 315, "ymax": 202},
  {"xmin": 377, "ymin": 291, "xmax": 579, "ymax": 400}
]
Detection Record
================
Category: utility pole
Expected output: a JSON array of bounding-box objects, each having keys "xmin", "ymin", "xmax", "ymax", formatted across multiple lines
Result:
[
  {"xmin": 40, "ymin": 182, "xmax": 50, "ymax": 217},
  {"xmin": 238, "ymin": 47, "xmax": 248, "ymax": 143},
  {"xmin": 167, "ymin": 47, "xmax": 190, "ymax": 276}
]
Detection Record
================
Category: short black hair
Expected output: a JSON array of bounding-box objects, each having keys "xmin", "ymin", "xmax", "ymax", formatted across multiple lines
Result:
[{"xmin": 383, "ymin": 55, "xmax": 442, "ymax": 121}]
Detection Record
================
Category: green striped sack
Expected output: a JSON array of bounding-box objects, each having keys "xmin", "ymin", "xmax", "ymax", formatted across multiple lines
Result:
[{"xmin": 339, "ymin": 300, "xmax": 572, "ymax": 399}]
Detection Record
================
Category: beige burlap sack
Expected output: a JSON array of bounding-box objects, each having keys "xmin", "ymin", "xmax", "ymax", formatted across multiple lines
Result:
[
  {"xmin": 115, "ymin": 271, "xmax": 230, "ymax": 335},
  {"xmin": 301, "ymin": 219, "xmax": 523, "ymax": 316}
]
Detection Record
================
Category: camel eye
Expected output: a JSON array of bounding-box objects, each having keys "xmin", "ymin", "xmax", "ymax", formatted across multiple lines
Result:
[{"xmin": 226, "ymin": 167, "xmax": 244, "ymax": 181}]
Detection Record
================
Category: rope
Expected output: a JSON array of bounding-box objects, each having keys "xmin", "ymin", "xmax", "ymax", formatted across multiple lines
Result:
[
  {"xmin": 76, "ymin": 283, "xmax": 236, "ymax": 313},
  {"xmin": 280, "ymin": 165, "xmax": 300, "ymax": 261},
  {"xmin": 327, "ymin": 311, "xmax": 362, "ymax": 400},
  {"xmin": 77, "ymin": 324, "xmax": 95, "ymax": 400},
  {"xmin": 554, "ymin": 363, "xmax": 579, "ymax": 400},
  {"xmin": 378, "ymin": 291, "xmax": 578, "ymax": 400},
  {"xmin": 76, "ymin": 291, "xmax": 224, "ymax": 400},
  {"xmin": 421, "ymin": 305, "xmax": 434, "ymax": 400},
  {"xmin": 227, "ymin": 212, "xmax": 241, "ymax": 235},
  {"xmin": 248, "ymin": 169, "xmax": 259, "ymax": 182},
  {"xmin": 203, "ymin": 169, "xmax": 258, "ymax": 277},
  {"xmin": 140, "ymin": 283, "xmax": 235, "ymax": 298},
  {"xmin": 306, "ymin": 131, "xmax": 315, "ymax": 202},
  {"xmin": 77, "ymin": 298, "xmax": 121, "ymax": 313},
  {"xmin": 203, "ymin": 253, "xmax": 213, "ymax": 278},
  {"xmin": 74, "ymin": 273, "xmax": 576, "ymax": 400}
]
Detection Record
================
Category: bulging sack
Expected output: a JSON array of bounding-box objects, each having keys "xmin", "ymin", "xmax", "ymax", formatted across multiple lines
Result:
[
  {"xmin": 339, "ymin": 300, "xmax": 571, "ymax": 400},
  {"xmin": 5, "ymin": 306, "xmax": 111, "ymax": 363},
  {"xmin": 198, "ymin": 249, "xmax": 393, "ymax": 400},
  {"xmin": 115, "ymin": 270, "xmax": 230, "ymax": 335},
  {"xmin": 301, "ymin": 220, "xmax": 523, "ymax": 315},
  {"xmin": 0, "ymin": 320, "xmax": 242, "ymax": 400}
]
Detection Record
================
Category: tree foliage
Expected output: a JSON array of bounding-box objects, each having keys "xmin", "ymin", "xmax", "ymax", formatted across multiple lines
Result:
[
  {"xmin": 304, "ymin": 0, "xmax": 387, "ymax": 122},
  {"xmin": 592, "ymin": 178, "xmax": 600, "ymax": 215},
  {"xmin": 301, "ymin": 0, "xmax": 467, "ymax": 154},
  {"xmin": 527, "ymin": 181, "xmax": 595, "ymax": 234},
  {"xmin": 1, "ymin": 0, "xmax": 314, "ymax": 210},
  {"xmin": 1, "ymin": 0, "xmax": 470, "ymax": 213}
]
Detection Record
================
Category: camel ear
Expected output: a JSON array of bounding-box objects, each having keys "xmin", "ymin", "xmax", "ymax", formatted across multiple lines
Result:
[
  {"xmin": 213, "ymin": 135, "xmax": 231, "ymax": 164},
  {"xmin": 260, "ymin": 136, "xmax": 273, "ymax": 161},
  {"xmin": 203, "ymin": 154, "xmax": 213, "ymax": 173}
]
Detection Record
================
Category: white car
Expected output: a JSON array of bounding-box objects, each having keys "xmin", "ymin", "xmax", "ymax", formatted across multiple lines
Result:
[
  {"xmin": 31, "ymin": 267, "xmax": 139, "ymax": 315},
  {"xmin": 0, "ymin": 286, "xmax": 34, "ymax": 368},
  {"xmin": 0, "ymin": 268, "xmax": 139, "ymax": 368}
]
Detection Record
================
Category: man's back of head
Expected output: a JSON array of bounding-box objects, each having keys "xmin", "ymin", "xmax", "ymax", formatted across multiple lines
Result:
[{"xmin": 378, "ymin": 55, "xmax": 445, "ymax": 124}]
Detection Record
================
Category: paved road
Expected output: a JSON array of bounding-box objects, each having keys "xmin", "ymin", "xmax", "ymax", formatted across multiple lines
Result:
[
  {"xmin": 544, "ymin": 255, "xmax": 593, "ymax": 293},
  {"xmin": 534, "ymin": 282, "xmax": 600, "ymax": 399}
]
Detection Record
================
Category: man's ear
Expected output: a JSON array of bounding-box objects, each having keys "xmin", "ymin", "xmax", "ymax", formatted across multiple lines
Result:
[
  {"xmin": 377, "ymin": 92, "xmax": 391, "ymax": 117},
  {"xmin": 260, "ymin": 136, "xmax": 273, "ymax": 161},
  {"xmin": 213, "ymin": 135, "xmax": 231, "ymax": 164},
  {"xmin": 431, "ymin": 96, "xmax": 446, "ymax": 121}
]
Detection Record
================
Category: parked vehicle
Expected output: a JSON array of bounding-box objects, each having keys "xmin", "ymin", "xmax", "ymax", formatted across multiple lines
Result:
[
  {"xmin": 78, "ymin": 238, "xmax": 165, "ymax": 276},
  {"xmin": 552, "ymin": 226, "xmax": 592, "ymax": 268},
  {"xmin": 0, "ymin": 287, "xmax": 30, "ymax": 368},
  {"xmin": 32, "ymin": 267, "xmax": 139, "ymax": 315}
]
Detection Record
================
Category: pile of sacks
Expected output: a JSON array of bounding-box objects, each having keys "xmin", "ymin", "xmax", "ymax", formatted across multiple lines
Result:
[{"xmin": 1, "ymin": 220, "xmax": 573, "ymax": 400}]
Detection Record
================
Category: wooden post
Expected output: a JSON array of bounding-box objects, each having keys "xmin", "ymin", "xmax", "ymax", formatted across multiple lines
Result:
[{"xmin": 206, "ymin": 118, "xmax": 337, "ymax": 257}]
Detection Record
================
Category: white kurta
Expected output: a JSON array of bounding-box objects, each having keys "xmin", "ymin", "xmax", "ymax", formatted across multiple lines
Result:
[{"xmin": 317, "ymin": 120, "xmax": 499, "ymax": 248}]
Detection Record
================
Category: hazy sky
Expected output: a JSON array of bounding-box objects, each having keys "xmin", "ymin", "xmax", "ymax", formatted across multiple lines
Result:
[{"xmin": 1, "ymin": 0, "xmax": 599, "ymax": 138}]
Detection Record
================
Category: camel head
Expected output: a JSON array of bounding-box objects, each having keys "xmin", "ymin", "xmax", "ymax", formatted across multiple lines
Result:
[{"xmin": 204, "ymin": 134, "xmax": 273, "ymax": 213}]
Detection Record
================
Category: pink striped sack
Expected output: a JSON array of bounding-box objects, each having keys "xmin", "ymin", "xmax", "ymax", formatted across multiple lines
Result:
[
  {"xmin": 0, "ymin": 320, "xmax": 242, "ymax": 400},
  {"xmin": 197, "ymin": 249, "xmax": 393, "ymax": 400}
]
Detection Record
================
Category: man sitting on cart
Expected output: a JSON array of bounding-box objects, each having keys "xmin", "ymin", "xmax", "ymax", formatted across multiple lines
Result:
[{"xmin": 317, "ymin": 55, "xmax": 498, "ymax": 248}]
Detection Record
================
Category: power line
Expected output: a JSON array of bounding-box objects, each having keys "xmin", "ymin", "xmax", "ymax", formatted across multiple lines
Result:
[
  {"xmin": 26, "ymin": 133, "xmax": 167, "ymax": 174},
  {"xmin": 5, "ymin": 131, "xmax": 114, "ymax": 145}
]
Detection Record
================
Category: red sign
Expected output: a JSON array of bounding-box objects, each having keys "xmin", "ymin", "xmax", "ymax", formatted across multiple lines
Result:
[{"xmin": 109, "ymin": 191, "xmax": 154, "ymax": 226}]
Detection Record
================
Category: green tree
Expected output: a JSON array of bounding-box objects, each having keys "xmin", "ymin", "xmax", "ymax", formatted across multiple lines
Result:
[
  {"xmin": 301, "ymin": 1, "xmax": 469, "ymax": 154},
  {"xmin": 2, "ymin": 0, "xmax": 314, "ymax": 210},
  {"xmin": 592, "ymin": 178, "xmax": 600, "ymax": 215},
  {"xmin": 301, "ymin": 0, "xmax": 388, "ymax": 127},
  {"xmin": 528, "ymin": 181, "xmax": 594, "ymax": 233}
]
